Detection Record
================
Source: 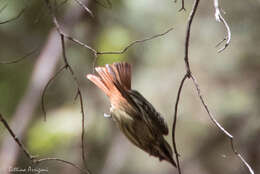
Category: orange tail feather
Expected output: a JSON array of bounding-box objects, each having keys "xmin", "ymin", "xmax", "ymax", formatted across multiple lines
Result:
[{"xmin": 86, "ymin": 62, "xmax": 132, "ymax": 106}]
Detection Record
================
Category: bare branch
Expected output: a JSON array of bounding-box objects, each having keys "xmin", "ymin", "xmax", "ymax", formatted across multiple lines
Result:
[
  {"xmin": 0, "ymin": 113, "xmax": 34, "ymax": 161},
  {"xmin": 44, "ymin": 0, "xmax": 89, "ymax": 170},
  {"xmin": 41, "ymin": 65, "xmax": 67, "ymax": 121},
  {"xmin": 174, "ymin": 0, "xmax": 254, "ymax": 172},
  {"xmin": 35, "ymin": 158, "xmax": 90, "ymax": 174},
  {"xmin": 191, "ymin": 75, "xmax": 232, "ymax": 137},
  {"xmin": 62, "ymin": 33, "xmax": 97, "ymax": 55},
  {"xmin": 0, "ymin": 47, "xmax": 39, "ymax": 64},
  {"xmin": 0, "ymin": 8, "xmax": 25, "ymax": 24},
  {"xmin": 74, "ymin": 0, "xmax": 94, "ymax": 17},
  {"xmin": 171, "ymin": 1, "xmax": 200, "ymax": 173},
  {"xmin": 172, "ymin": 74, "xmax": 188, "ymax": 174},
  {"xmin": 77, "ymin": 89, "xmax": 88, "ymax": 167},
  {"xmin": 184, "ymin": 0, "xmax": 200, "ymax": 76},
  {"xmin": 214, "ymin": 0, "xmax": 231, "ymax": 52},
  {"xmin": 179, "ymin": 0, "xmax": 186, "ymax": 12},
  {"xmin": 0, "ymin": 113, "xmax": 90, "ymax": 174},
  {"xmin": 97, "ymin": 27, "xmax": 174, "ymax": 55},
  {"xmin": 63, "ymin": 27, "xmax": 173, "ymax": 71},
  {"xmin": 190, "ymin": 75, "xmax": 254, "ymax": 174},
  {"xmin": 34, "ymin": 0, "xmax": 69, "ymax": 24}
]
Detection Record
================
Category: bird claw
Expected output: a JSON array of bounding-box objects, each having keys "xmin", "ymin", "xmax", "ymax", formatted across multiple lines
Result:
[{"xmin": 104, "ymin": 113, "xmax": 111, "ymax": 118}]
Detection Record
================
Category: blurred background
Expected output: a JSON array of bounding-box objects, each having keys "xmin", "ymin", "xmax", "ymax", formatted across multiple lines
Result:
[{"xmin": 0, "ymin": 0, "xmax": 259, "ymax": 173}]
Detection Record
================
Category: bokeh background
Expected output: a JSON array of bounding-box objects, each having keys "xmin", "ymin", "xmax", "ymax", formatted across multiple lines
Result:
[{"xmin": 0, "ymin": 0, "xmax": 259, "ymax": 173}]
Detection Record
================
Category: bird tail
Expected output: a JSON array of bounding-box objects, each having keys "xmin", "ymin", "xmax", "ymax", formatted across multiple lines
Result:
[
  {"xmin": 160, "ymin": 139, "xmax": 177, "ymax": 167},
  {"xmin": 86, "ymin": 62, "xmax": 132, "ymax": 107}
]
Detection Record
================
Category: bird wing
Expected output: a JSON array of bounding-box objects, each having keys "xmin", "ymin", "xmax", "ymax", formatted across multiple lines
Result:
[{"xmin": 128, "ymin": 90, "xmax": 169, "ymax": 135}]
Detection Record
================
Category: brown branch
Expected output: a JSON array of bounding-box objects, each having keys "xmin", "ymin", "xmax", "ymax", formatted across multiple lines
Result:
[
  {"xmin": 173, "ymin": 0, "xmax": 186, "ymax": 11},
  {"xmin": 214, "ymin": 0, "xmax": 231, "ymax": 53},
  {"xmin": 0, "ymin": 1, "xmax": 91, "ymax": 173},
  {"xmin": 44, "ymin": 0, "xmax": 89, "ymax": 170},
  {"xmin": 171, "ymin": 2, "xmax": 200, "ymax": 173},
  {"xmin": 0, "ymin": 47, "xmax": 39, "ymax": 64},
  {"xmin": 173, "ymin": 0, "xmax": 254, "ymax": 173},
  {"xmin": 41, "ymin": 65, "xmax": 67, "ymax": 121},
  {"xmin": 33, "ymin": 0, "xmax": 69, "ymax": 24},
  {"xmin": 96, "ymin": 27, "xmax": 174, "ymax": 55},
  {"xmin": 62, "ymin": 33, "xmax": 97, "ymax": 55},
  {"xmin": 0, "ymin": 113, "xmax": 34, "ymax": 161},
  {"xmin": 179, "ymin": 0, "xmax": 186, "ymax": 11},
  {"xmin": 35, "ymin": 158, "xmax": 90, "ymax": 174},
  {"xmin": 74, "ymin": 0, "xmax": 94, "ymax": 17},
  {"xmin": 0, "ymin": 113, "xmax": 90, "ymax": 174},
  {"xmin": 76, "ymin": 89, "xmax": 88, "ymax": 167},
  {"xmin": 190, "ymin": 75, "xmax": 255, "ymax": 174},
  {"xmin": 0, "ymin": 8, "xmax": 25, "ymax": 24},
  {"xmin": 184, "ymin": 0, "xmax": 200, "ymax": 76},
  {"xmin": 63, "ymin": 27, "xmax": 173, "ymax": 71},
  {"xmin": 172, "ymin": 74, "xmax": 188, "ymax": 174}
]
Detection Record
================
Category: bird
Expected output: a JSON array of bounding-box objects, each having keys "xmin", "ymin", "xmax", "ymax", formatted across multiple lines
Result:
[{"xmin": 86, "ymin": 62, "xmax": 176, "ymax": 167}]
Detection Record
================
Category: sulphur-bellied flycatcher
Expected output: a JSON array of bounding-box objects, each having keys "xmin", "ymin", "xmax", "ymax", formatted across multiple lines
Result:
[{"xmin": 86, "ymin": 62, "xmax": 176, "ymax": 167}]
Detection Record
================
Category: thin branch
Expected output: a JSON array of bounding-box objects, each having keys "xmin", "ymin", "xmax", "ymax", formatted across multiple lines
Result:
[
  {"xmin": 0, "ymin": 47, "xmax": 39, "ymax": 64},
  {"xmin": 35, "ymin": 158, "xmax": 90, "ymax": 174},
  {"xmin": 0, "ymin": 8, "xmax": 25, "ymax": 24},
  {"xmin": 179, "ymin": 0, "xmax": 186, "ymax": 11},
  {"xmin": 74, "ymin": 0, "xmax": 94, "ymax": 17},
  {"xmin": 44, "ymin": 0, "xmax": 89, "ymax": 170},
  {"xmin": 214, "ymin": 0, "xmax": 231, "ymax": 52},
  {"xmin": 0, "ymin": 113, "xmax": 90, "ymax": 174},
  {"xmin": 191, "ymin": 75, "xmax": 232, "ymax": 137},
  {"xmin": 41, "ymin": 65, "xmax": 67, "ymax": 121},
  {"xmin": 77, "ymin": 89, "xmax": 87, "ymax": 167},
  {"xmin": 34, "ymin": 0, "xmax": 69, "ymax": 24},
  {"xmin": 175, "ymin": 0, "xmax": 254, "ymax": 172},
  {"xmin": 172, "ymin": 74, "xmax": 188, "ymax": 174},
  {"xmin": 215, "ymin": 37, "xmax": 226, "ymax": 47},
  {"xmin": 184, "ymin": 0, "xmax": 200, "ymax": 76},
  {"xmin": 62, "ymin": 33, "xmax": 97, "ymax": 55},
  {"xmin": 190, "ymin": 75, "xmax": 254, "ymax": 174},
  {"xmin": 63, "ymin": 27, "xmax": 173, "ymax": 71},
  {"xmin": 0, "ymin": 113, "xmax": 34, "ymax": 161},
  {"xmin": 97, "ymin": 27, "xmax": 174, "ymax": 55},
  {"xmin": 171, "ymin": 1, "xmax": 200, "ymax": 174}
]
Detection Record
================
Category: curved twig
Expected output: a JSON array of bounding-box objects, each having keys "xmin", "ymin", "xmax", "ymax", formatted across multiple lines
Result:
[
  {"xmin": 184, "ymin": 0, "xmax": 200, "ymax": 76},
  {"xmin": 0, "ymin": 47, "xmax": 39, "ymax": 64},
  {"xmin": 44, "ymin": 0, "xmax": 89, "ymax": 170},
  {"xmin": 172, "ymin": 74, "xmax": 188, "ymax": 174},
  {"xmin": 190, "ymin": 75, "xmax": 254, "ymax": 174},
  {"xmin": 0, "ymin": 8, "xmax": 25, "ymax": 24},
  {"xmin": 173, "ymin": 0, "xmax": 254, "ymax": 172},
  {"xmin": 35, "ymin": 158, "xmax": 90, "ymax": 174},
  {"xmin": 214, "ymin": 0, "xmax": 231, "ymax": 52},
  {"xmin": 97, "ymin": 27, "xmax": 174, "ymax": 55},
  {"xmin": 41, "ymin": 65, "xmax": 67, "ymax": 121}
]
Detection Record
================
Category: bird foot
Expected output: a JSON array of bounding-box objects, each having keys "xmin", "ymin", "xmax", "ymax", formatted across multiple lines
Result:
[{"xmin": 104, "ymin": 113, "xmax": 111, "ymax": 118}]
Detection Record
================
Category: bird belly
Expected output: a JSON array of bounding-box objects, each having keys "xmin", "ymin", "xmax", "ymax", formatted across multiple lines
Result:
[{"xmin": 110, "ymin": 107, "xmax": 155, "ymax": 150}]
